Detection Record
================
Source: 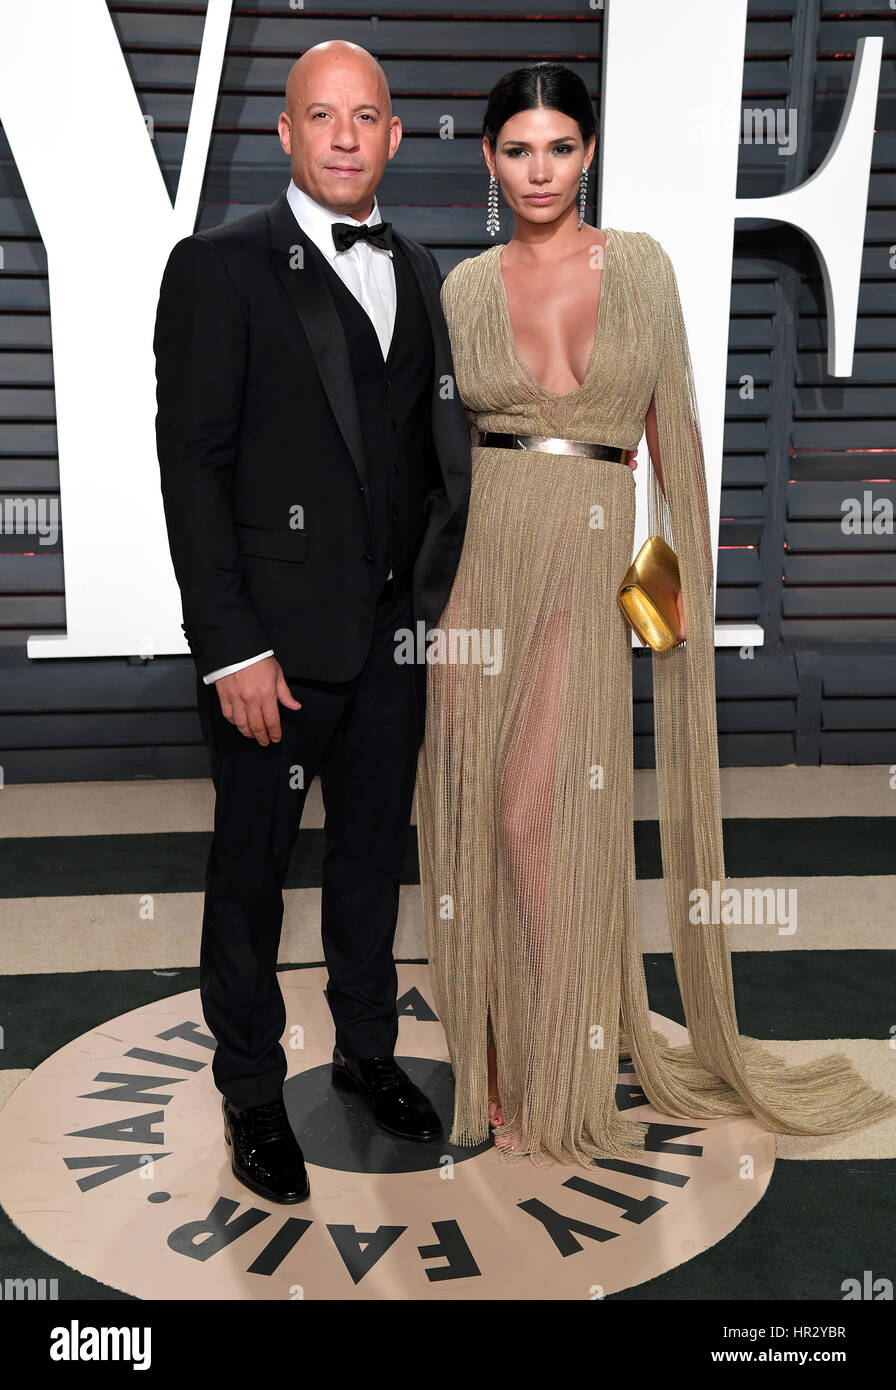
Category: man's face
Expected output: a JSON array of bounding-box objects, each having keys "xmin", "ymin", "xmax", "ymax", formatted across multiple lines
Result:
[{"xmin": 278, "ymin": 57, "xmax": 401, "ymax": 219}]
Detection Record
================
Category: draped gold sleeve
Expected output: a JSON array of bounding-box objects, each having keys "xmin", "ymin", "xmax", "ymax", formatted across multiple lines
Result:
[{"xmin": 623, "ymin": 238, "xmax": 896, "ymax": 1136}]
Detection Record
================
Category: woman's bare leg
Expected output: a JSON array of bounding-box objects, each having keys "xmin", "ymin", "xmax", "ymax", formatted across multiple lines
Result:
[{"xmin": 492, "ymin": 610, "xmax": 571, "ymax": 1148}]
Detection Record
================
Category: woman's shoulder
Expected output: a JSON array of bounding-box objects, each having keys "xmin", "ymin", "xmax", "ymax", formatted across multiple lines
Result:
[
  {"xmin": 609, "ymin": 227, "xmax": 673, "ymax": 269},
  {"xmin": 624, "ymin": 230, "xmax": 680, "ymax": 287},
  {"xmin": 606, "ymin": 230, "xmax": 679, "ymax": 307},
  {"xmin": 440, "ymin": 247, "xmax": 499, "ymax": 308}
]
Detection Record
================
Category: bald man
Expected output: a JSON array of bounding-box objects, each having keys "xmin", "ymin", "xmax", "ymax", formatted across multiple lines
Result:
[{"xmin": 154, "ymin": 42, "xmax": 471, "ymax": 1202}]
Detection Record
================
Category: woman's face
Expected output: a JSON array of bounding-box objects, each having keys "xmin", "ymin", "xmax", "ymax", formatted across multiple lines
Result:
[{"xmin": 483, "ymin": 106, "xmax": 595, "ymax": 228}]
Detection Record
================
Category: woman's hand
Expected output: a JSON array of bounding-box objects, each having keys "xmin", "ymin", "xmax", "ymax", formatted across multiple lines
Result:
[{"xmin": 627, "ymin": 447, "xmax": 638, "ymax": 471}]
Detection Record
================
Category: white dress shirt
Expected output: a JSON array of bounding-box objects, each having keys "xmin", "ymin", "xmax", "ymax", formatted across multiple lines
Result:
[{"xmin": 203, "ymin": 180, "xmax": 398, "ymax": 685}]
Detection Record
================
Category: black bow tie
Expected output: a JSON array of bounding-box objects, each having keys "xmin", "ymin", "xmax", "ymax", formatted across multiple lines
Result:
[{"xmin": 331, "ymin": 219, "xmax": 393, "ymax": 253}]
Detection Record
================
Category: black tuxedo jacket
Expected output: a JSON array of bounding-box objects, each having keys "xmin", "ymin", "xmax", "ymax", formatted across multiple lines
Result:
[{"xmin": 153, "ymin": 188, "xmax": 471, "ymax": 683}]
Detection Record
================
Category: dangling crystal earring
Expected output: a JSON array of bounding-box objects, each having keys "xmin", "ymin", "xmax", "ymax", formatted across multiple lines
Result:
[
  {"xmin": 577, "ymin": 165, "xmax": 589, "ymax": 229},
  {"xmin": 486, "ymin": 172, "xmax": 500, "ymax": 237}
]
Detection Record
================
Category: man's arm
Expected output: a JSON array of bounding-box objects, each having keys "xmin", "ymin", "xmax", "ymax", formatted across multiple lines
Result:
[
  {"xmin": 154, "ymin": 235, "xmax": 272, "ymax": 677},
  {"xmin": 154, "ymin": 236, "xmax": 301, "ymax": 743},
  {"xmin": 426, "ymin": 248, "xmax": 475, "ymax": 443}
]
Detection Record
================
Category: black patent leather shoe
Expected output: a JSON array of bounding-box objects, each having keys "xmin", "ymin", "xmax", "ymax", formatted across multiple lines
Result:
[
  {"xmin": 222, "ymin": 1094, "xmax": 310, "ymax": 1203},
  {"xmin": 331, "ymin": 1047, "xmax": 443, "ymax": 1142}
]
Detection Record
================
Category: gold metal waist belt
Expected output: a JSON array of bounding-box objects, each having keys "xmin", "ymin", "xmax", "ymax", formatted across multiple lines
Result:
[{"xmin": 476, "ymin": 430, "xmax": 627, "ymax": 462}]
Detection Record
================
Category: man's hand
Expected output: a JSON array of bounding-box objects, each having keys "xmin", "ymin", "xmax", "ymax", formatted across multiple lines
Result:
[
  {"xmin": 627, "ymin": 446, "xmax": 638, "ymax": 471},
  {"xmin": 215, "ymin": 656, "xmax": 301, "ymax": 745},
  {"xmin": 675, "ymin": 589, "xmax": 686, "ymax": 644}
]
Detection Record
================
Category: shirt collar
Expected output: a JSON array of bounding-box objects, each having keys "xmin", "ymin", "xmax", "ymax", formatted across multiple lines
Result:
[{"xmin": 285, "ymin": 180, "xmax": 391, "ymax": 262}]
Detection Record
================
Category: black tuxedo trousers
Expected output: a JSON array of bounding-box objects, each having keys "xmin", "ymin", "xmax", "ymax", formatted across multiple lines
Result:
[{"xmin": 196, "ymin": 574, "xmax": 425, "ymax": 1107}]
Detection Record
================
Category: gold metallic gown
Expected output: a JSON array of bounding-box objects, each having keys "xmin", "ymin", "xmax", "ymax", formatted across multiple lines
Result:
[{"xmin": 415, "ymin": 229, "xmax": 896, "ymax": 1168}]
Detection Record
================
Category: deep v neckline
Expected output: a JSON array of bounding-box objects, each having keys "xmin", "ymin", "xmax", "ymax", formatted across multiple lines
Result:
[{"xmin": 496, "ymin": 229, "xmax": 613, "ymax": 400}]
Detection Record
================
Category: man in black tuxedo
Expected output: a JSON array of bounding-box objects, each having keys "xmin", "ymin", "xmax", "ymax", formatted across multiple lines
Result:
[{"xmin": 153, "ymin": 39, "xmax": 470, "ymax": 1203}]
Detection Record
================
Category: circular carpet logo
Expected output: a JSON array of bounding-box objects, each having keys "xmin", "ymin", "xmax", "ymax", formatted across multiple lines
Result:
[{"xmin": 0, "ymin": 965, "xmax": 774, "ymax": 1299}]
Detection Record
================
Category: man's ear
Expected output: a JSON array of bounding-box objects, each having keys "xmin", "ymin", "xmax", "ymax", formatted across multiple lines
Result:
[
  {"xmin": 388, "ymin": 115, "xmax": 403, "ymax": 160},
  {"xmin": 277, "ymin": 111, "xmax": 292, "ymax": 156}
]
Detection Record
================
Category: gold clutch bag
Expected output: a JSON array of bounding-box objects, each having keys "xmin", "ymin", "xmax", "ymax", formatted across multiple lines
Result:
[{"xmin": 617, "ymin": 535, "xmax": 682, "ymax": 652}]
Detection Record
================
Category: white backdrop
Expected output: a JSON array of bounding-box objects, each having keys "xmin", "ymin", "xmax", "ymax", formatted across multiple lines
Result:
[{"xmin": 0, "ymin": 0, "xmax": 880, "ymax": 658}]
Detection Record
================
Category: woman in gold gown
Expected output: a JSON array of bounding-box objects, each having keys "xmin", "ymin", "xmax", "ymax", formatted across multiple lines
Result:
[{"xmin": 415, "ymin": 62, "xmax": 896, "ymax": 1168}]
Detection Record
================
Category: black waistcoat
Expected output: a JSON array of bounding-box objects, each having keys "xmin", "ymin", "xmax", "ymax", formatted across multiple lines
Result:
[{"xmin": 306, "ymin": 236, "xmax": 436, "ymax": 592}]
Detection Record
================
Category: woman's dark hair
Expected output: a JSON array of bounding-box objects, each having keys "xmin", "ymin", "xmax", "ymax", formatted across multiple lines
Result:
[{"xmin": 482, "ymin": 62, "xmax": 597, "ymax": 150}]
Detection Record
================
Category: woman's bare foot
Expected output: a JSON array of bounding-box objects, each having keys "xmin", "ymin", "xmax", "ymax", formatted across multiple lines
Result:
[{"xmin": 487, "ymin": 1032, "xmax": 504, "ymax": 1127}]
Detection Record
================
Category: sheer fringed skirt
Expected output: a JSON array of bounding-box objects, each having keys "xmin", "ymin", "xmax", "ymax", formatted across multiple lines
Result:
[
  {"xmin": 416, "ymin": 445, "xmax": 652, "ymax": 1166},
  {"xmin": 415, "ymin": 444, "xmax": 896, "ymax": 1170}
]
